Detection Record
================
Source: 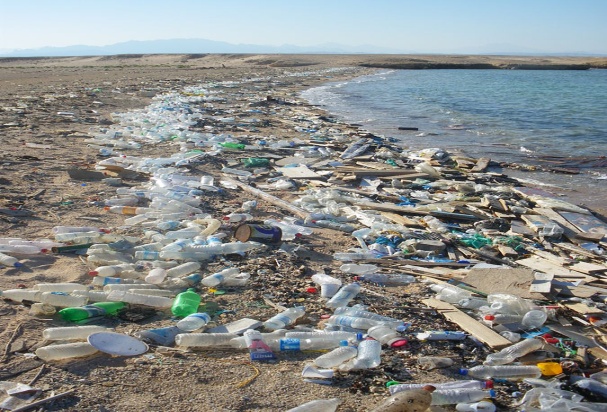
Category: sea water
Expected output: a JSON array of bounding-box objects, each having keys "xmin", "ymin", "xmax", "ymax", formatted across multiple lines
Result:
[{"xmin": 302, "ymin": 69, "xmax": 607, "ymax": 210}]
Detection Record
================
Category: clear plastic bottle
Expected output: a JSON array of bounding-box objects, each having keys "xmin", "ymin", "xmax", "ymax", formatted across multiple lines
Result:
[
  {"xmin": 499, "ymin": 331, "xmax": 521, "ymax": 343},
  {"xmin": 145, "ymin": 267, "xmax": 168, "ymax": 284},
  {"xmin": 417, "ymin": 356, "xmax": 454, "ymax": 370},
  {"xmin": 0, "ymin": 252, "xmax": 22, "ymax": 267},
  {"xmin": 135, "ymin": 326, "xmax": 181, "ymax": 346},
  {"xmin": 483, "ymin": 313, "xmax": 523, "ymax": 325},
  {"xmin": 355, "ymin": 273, "xmax": 416, "ymax": 286},
  {"xmin": 333, "ymin": 251, "xmax": 378, "ymax": 261},
  {"xmin": 263, "ymin": 306, "xmax": 305, "ymax": 330},
  {"xmin": 279, "ymin": 337, "xmax": 349, "ymax": 351},
  {"xmin": 175, "ymin": 332, "xmax": 238, "ymax": 348},
  {"xmin": 35, "ymin": 342, "xmax": 98, "ymax": 361},
  {"xmin": 166, "ymin": 262, "xmax": 201, "ymax": 277},
  {"xmin": 339, "ymin": 263, "xmax": 378, "ymax": 275},
  {"xmin": 134, "ymin": 250, "xmax": 161, "ymax": 260},
  {"xmin": 334, "ymin": 307, "xmax": 402, "ymax": 326},
  {"xmin": 431, "ymin": 388, "xmax": 495, "ymax": 406},
  {"xmin": 43, "ymin": 325, "xmax": 109, "ymax": 341},
  {"xmin": 200, "ymin": 267, "xmax": 240, "ymax": 287},
  {"xmin": 176, "ymin": 312, "xmax": 211, "ymax": 332},
  {"xmin": 311, "ymin": 273, "xmax": 342, "ymax": 298},
  {"xmin": 367, "ymin": 324, "xmax": 406, "ymax": 347},
  {"xmin": 314, "ymin": 343, "xmax": 358, "ymax": 368},
  {"xmin": 431, "ymin": 284, "xmax": 473, "ymax": 304},
  {"xmin": 229, "ymin": 330, "xmax": 288, "ymax": 349},
  {"xmin": 89, "ymin": 263, "xmax": 138, "ymax": 277},
  {"xmin": 461, "ymin": 365, "xmax": 542, "ymax": 380},
  {"xmin": 0, "ymin": 244, "xmax": 48, "ymax": 254},
  {"xmin": 327, "ymin": 315, "xmax": 390, "ymax": 330},
  {"xmin": 521, "ymin": 310, "xmax": 548, "ymax": 329},
  {"xmin": 325, "ymin": 283, "xmax": 361, "ymax": 308},
  {"xmin": 286, "ymin": 398, "xmax": 341, "ymax": 412},
  {"xmin": 54, "ymin": 231, "xmax": 102, "ymax": 242},
  {"xmin": 284, "ymin": 331, "xmax": 361, "ymax": 342},
  {"xmin": 52, "ymin": 226, "xmax": 108, "ymax": 234},
  {"xmin": 340, "ymin": 339, "xmax": 381, "ymax": 371},
  {"xmin": 487, "ymin": 293, "xmax": 533, "ymax": 315},
  {"xmin": 311, "ymin": 220, "xmax": 355, "ymax": 232},
  {"xmin": 484, "ymin": 338, "xmax": 544, "ymax": 365},
  {"xmin": 103, "ymin": 283, "xmax": 158, "ymax": 292},
  {"xmin": 223, "ymin": 213, "xmax": 253, "ymax": 223},
  {"xmin": 389, "ymin": 380, "xmax": 492, "ymax": 395}
]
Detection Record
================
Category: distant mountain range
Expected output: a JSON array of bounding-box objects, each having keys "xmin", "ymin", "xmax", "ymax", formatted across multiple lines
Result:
[{"xmin": 1, "ymin": 38, "xmax": 604, "ymax": 57}]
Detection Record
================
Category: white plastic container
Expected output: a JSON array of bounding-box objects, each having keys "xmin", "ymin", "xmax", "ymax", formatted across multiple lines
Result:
[{"xmin": 35, "ymin": 342, "xmax": 98, "ymax": 361}]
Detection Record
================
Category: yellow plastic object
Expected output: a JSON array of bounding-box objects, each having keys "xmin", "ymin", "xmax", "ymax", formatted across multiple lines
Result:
[{"xmin": 537, "ymin": 362, "xmax": 563, "ymax": 376}]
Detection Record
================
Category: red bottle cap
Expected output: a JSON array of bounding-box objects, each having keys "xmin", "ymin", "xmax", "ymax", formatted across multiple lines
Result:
[
  {"xmin": 305, "ymin": 287, "xmax": 317, "ymax": 293},
  {"xmin": 484, "ymin": 315, "xmax": 495, "ymax": 321}
]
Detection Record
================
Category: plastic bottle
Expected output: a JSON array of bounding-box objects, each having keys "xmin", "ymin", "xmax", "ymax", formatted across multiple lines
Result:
[
  {"xmin": 171, "ymin": 288, "xmax": 201, "ymax": 317},
  {"xmin": 105, "ymin": 206, "xmax": 152, "ymax": 215},
  {"xmin": 417, "ymin": 356, "xmax": 455, "ymax": 370},
  {"xmin": 334, "ymin": 307, "xmax": 402, "ymax": 326},
  {"xmin": 166, "ymin": 261, "xmax": 201, "ymax": 277},
  {"xmin": 58, "ymin": 302, "xmax": 126, "ymax": 322},
  {"xmin": 223, "ymin": 213, "xmax": 253, "ymax": 223},
  {"xmin": 483, "ymin": 313, "xmax": 523, "ymax": 325},
  {"xmin": 327, "ymin": 315, "xmax": 392, "ymax": 330},
  {"xmin": 0, "ymin": 252, "xmax": 22, "ymax": 267},
  {"xmin": 103, "ymin": 283, "xmax": 158, "ymax": 292},
  {"xmin": 43, "ymin": 325, "xmax": 109, "ymax": 341},
  {"xmin": 355, "ymin": 273, "xmax": 416, "ymax": 286},
  {"xmin": 244, "ymin": 329, "xmax": 276, "ymax": 361},
  {"xmin": 52, "ymin": 226, "xmax": 108, "ymax": 234},
  {"xmin": 484, "ymin": 338, "xmax": 543, "ymax": 365},
  {"xmin": 106, "ymin": 290, "xmax": 173, "ymax": 308},
  {"xmin": 145, "ymin": 267, "xmax": 168, "ymax": 284},
  {"xmin": 35, "ymin": 342, "xmax": 98, "ymax": 361},
  {"xmin": 311, "ymin": 273, "xmax": 342, "ymax": 298},
  {"xmin": 135, "ymin": 326, "xmax": 182, "ymax": 346},
  {"xmin": 371, "ymin": 387, "xmax": 435, "ymax": 412},
  {"xmin": 286, "ymin": 398, "xmax": 341, "ymax": 412},
  {"xmin": 325, "ymin": 283, "xmax": 361, "ymax": 308},
  {"xmin": 431, "ymin": 284, "xmax": 473, "ymax": 304},
  {"xmin": 89, "ymin": 263, "xmax": 138, "ymax": 277},
  {"xmin": 314, "ymin": 342, "xmax": 358, "ymax": 368},
  {"xmin": 34, "ymin": 283, "xmax": 88, "ymax": 293},
  {"xmin": 39, "ymin": 292, "xmax": 88, "ymax": 308},
  {"xmin": 263, "ymin": 306, "xmax": 305, "ymax": 330},
  {"xmin": 367, "ymin": 324, "xmax": 407, "ymax": 347},
  {"xmin": 389, "ymin": 380, "xmax": 492, "ymax": 395},
  {"xmin": 521, "ymin": 310, "xmax": 548, "ymax": 329},
  {"xmin": 279, "ymin": 337, "xmax": 349, "ymax": 351},
  {"xmin": 333, "ymin": 251, "xmax": 378, "ymax": 261},
  {"xmin": 461, "ymin": 365, "xmax": 542, "ymax": 380},
  {"xmin": 431, "ymin": 388, "xmax": 495, "ymax": 406},
  {"xmin": 499, "ymin": 331, "xmax": 521, "ymax": 343},
  {"xmin": 572, "ymin": 378, "xmax": 607, "ymax": 401},
  {"xmin": 176, "ymin": 312, "xmax": 211, "ymax": 332},
  {"xmin": 455, "ymin": 401, "xmax": 496, "ymax": 412},
  {"xmin": 0, "ymin": 244, "xmax": 47, "ymax": 255},
  {"xmin": 229, "ymin": 330, "xmax": 288, "ymax": 350},
  {"xmin": 284, "ymin": 331, "xmax": 361, "ymax": 342},
  {"xmin": 175, "ymin": 332, "xmax": 238, "ymax": 348},
  {"xmin": 339, "ymin": 263, "xmax": 378, "ymax": 275},
  {"xmin": 486, "ymin": 293, "xmax": 533, "ymax": 315},
  {"xmin": 311, "ymin": 219, "xmax": 355, "ymax": 232},
  {"xmin": 200, "ymin": 267, "xmax": 240, "ymax": 287},
  {"xmin": 340, "ymin": 338, "xmax": 381, "ymax": 371},
  {"xmin": 134, "ymin": 250, "xmax": 161, "ymax": 260}
]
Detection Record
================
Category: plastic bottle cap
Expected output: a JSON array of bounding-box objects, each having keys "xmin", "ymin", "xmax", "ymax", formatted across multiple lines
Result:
[
  {"xmin": 484, "ymin": 315, "xmax": 495, "ymax": 321},
  {"xmin": 459, "ymin": 368, "xmax": 469, "ymax": 376},
  {"xmin": 389, "ymin": 338, "xmax": 408, "ymax": 348},
  {"xmin": 89, "ymin": 271, "xmax": 99, "ymax": 276},
  {"xmin": 484, "ymin": 380, "xmax": 494, "ymax": 389},
  {"xmin": 13, "ymin": 262, "xmax": 23, "ymax": 267},
  {"xmin": 489, "ymin": 389, "xmax": 496, "ymax": 398},
  {"xmin": 353, "ymin": 276, "xmax": 361, "ymax": 281},
  {"xmin": 306, "ymin": 287, "xmax": 317, "ymax": 293}
]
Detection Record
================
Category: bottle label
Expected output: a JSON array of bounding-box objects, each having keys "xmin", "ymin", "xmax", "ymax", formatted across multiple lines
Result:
[
  {"xmin": 80, "ymin": 305, "xmax": 108, "ymax": 318},
  {"xmin": 279, "ymin": 338, "xmax": 300, "ymax": 351}
]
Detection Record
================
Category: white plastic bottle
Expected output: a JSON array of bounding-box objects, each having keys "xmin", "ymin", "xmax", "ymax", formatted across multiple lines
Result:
[
  {"xmin": 339, "ymin": 263, "xmax": 378, "ymax": 275},
  {"xmin": 89, "ymin": 263, "xmax": 138, "ymax": 277},
  {"xmin": 166, "ymin": 261, "xmax": 201, "ymax": 277},
  {"xmin": 325, "ymin": 283, "xmax": 361, "ymax": 308},
  {"xmin": 355, "ymin": 273, "xmax": 416, "ymax": 286},
  {"xmin": 106, "ymin": 290, "xmax": 173, "ymax": 308},
  {"xmin": 175, "ymin": 333, "xmax": 238, "ymax": 348},
  {"xmin": 389, "ymin": 380, "xmax": 492, "ymax": 395},
  {"xmin": 455, "ymin": 401, "xmax": 497, "ymax": 412},
  {"xmin": 42, "ymin": 325, "xmax": 109, "ymax": 341},
  {"xmin": 0, "ymin": 252, "xmax": 22, "ymax": 267},
  {"xmin": 176, "ymin": 312, "xmax": 211, "ymax": 332},
  {"xmin": 40, "ymin": 292, "xmax": 88, "ymax": 308},
  {"xmin": 327, "ymin": 315, "xmax": 389, "ymax": 330},
  {"xmin": 35, "ymin": 342, "xmax": 98, "ymax": 361},
  {"xmin": 34, "ymin": 283, "xmax": 88, "ymax": 293},
  {"xmin": 340, "ymin": 339, "xmax": 381, "ymax": 371},
  {"xmin": 285, "ymin": 398, "xmax": 341, "ymax": 412},
  {"xmin": 431, "ymin": 284, "xmax": 473, "ymax": 304},
  {"xmin": 145, "ymin": 267, "xmax": 168, "ymax": 284},
  {"xmin": 200, "ymin": 267, "xmax": 240, "ymax": 287},
  {"xmin": 263, "ymin": 306, "xmax": 305, "ymax": 330}
]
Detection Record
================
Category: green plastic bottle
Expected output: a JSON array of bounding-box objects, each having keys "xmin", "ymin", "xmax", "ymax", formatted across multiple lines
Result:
[
  {"xmin": 58, "ymin": 301, "xmax": 126, "ymax": 322},
  {"xmin": 218, "ymin": 142, "xmax": 245, "ymax": 150},
  {"xmin": 171, "ymin": 288, "xmax": 201, "ymax": 318},
  {"xmin": 241, "ymin": 158, "xmax": 269, "ymax": 168}
]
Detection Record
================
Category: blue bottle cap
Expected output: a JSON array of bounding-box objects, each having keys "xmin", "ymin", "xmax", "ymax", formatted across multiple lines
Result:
[
  {"xmin": 459, "ymin": 368, "xmax": 469, "ymax": 376},
  {"xmin": 489, "ymin": 389, "xmax": 496, "ymax": 398},
  {"xmin": 339, "ymin": 340, "xmax": 349, "ymax": 346}
]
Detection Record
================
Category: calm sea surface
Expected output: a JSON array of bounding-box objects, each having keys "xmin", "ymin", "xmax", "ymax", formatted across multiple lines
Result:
[{"xmin": 301, "ymin": 69, "xmax": 607, "ymax": 209}]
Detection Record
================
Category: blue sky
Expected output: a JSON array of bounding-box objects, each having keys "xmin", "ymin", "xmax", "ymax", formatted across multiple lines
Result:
[{"xmin": 2, "ymin": 0, "xmax": 606, "ymax": 54}]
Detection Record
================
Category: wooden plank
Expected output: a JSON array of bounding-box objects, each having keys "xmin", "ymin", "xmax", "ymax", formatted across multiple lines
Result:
[
  {"xmin": 381, "ymin": 212, "xmax": 423, "ymax": 228},
  {"xmin": 530, "ymin": 272, "xmax": 554, "ymax": 293},
  {"xmin": 532, "ymin": 249, "xmax": 607, "ymax": 275},
  {"xmin": 509, "ymin": 220, "xmax": 536, "ymax": 237},
  {"xmin": 516, "ymin": 256, "xmax": 593, "ymax": 279},
  {"xmin": 275, "ymin": 165, "xmax": 323, "ymax": 179},
  {"xmin": 535, "ymin": 207, "xmax": 584, "ymax": 244},
  {"xmin": 422, "ymin": 298, "xmax": 512, "ymax": 349},
  {"xmin": 559, "ymin": 211, "xmax": 607, "ymax": 238},
  {"xmin": 497, "ymin": 245, "xmax": 518, "ymax": 258},
  {"xmin": 356, "ymin": 200, "xmax": 429, "ymax": 216},
  {"xmin": 563, "ymin": 302, "xmax": 605, "ymax": 315},
  {"xmin": 470, "ymin": 157, "xmax": 491, "ymax": 173}
]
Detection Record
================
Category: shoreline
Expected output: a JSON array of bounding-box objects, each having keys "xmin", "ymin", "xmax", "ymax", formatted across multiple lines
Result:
[{"xmin": 1, "ymin": 55, "xmax": 607, "ymax": 411}]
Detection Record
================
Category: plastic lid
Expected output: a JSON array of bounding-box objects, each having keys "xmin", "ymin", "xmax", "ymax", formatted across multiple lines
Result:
[
  {"xmin": 489, "ymin": 389, "xmax": 496, "ymax": 398},
  {"xmin": 13, "ymin": 262, "xmax": 23, "ymax": 268},
  {"xmin": 88, "ymin": 332, "xmax": 148, "ymax": 356},
  {"xmin": 353, "ymin": 276, "xmax": 361, "ymax": 281},
  {"xmin": 88, "ymin": 271, "xmax": 98, "ymax": 276},
  {"xmin": 484, "ymin": 315, "xmax": 495, "ymax": 321},
  {"xmin": 484, "ymin": 380, "xmax": 494, "ymax": 389},
  {"xmin": 339, "ymin": 340, "xmax": 349, "ymax": 346},
  {"xmin": 459, "ymin": 368, "xmax": 469, "ymax": 376}
]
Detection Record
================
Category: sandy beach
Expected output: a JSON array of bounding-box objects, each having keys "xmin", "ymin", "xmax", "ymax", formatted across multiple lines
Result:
[{"xmin": 1, "ymin": 54, "xmax": 607, "ymax": 412}]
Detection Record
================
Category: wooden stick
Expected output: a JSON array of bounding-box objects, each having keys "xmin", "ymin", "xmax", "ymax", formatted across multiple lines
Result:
[
  {"xmin": 221, "ymin": 176, "xmax": 309, "ymax": 219},
  {"xmin": 2, "ymin": 323, "xmax": 23, "ymax": 360},
  {"xmin": 10, "ymin": 389, "xmax": 76, "ymax": 412}
]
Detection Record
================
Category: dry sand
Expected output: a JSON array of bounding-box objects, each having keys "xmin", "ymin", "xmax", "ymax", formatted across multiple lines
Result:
[{"xmin": 0, "ymin": 54, "xmax": 605, "ymax": 412}]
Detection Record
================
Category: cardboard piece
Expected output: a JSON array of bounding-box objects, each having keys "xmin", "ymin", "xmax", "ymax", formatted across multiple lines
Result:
[{"xmin": 462, "ymin": 267, "xmax": 547, "ymax": 300}]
